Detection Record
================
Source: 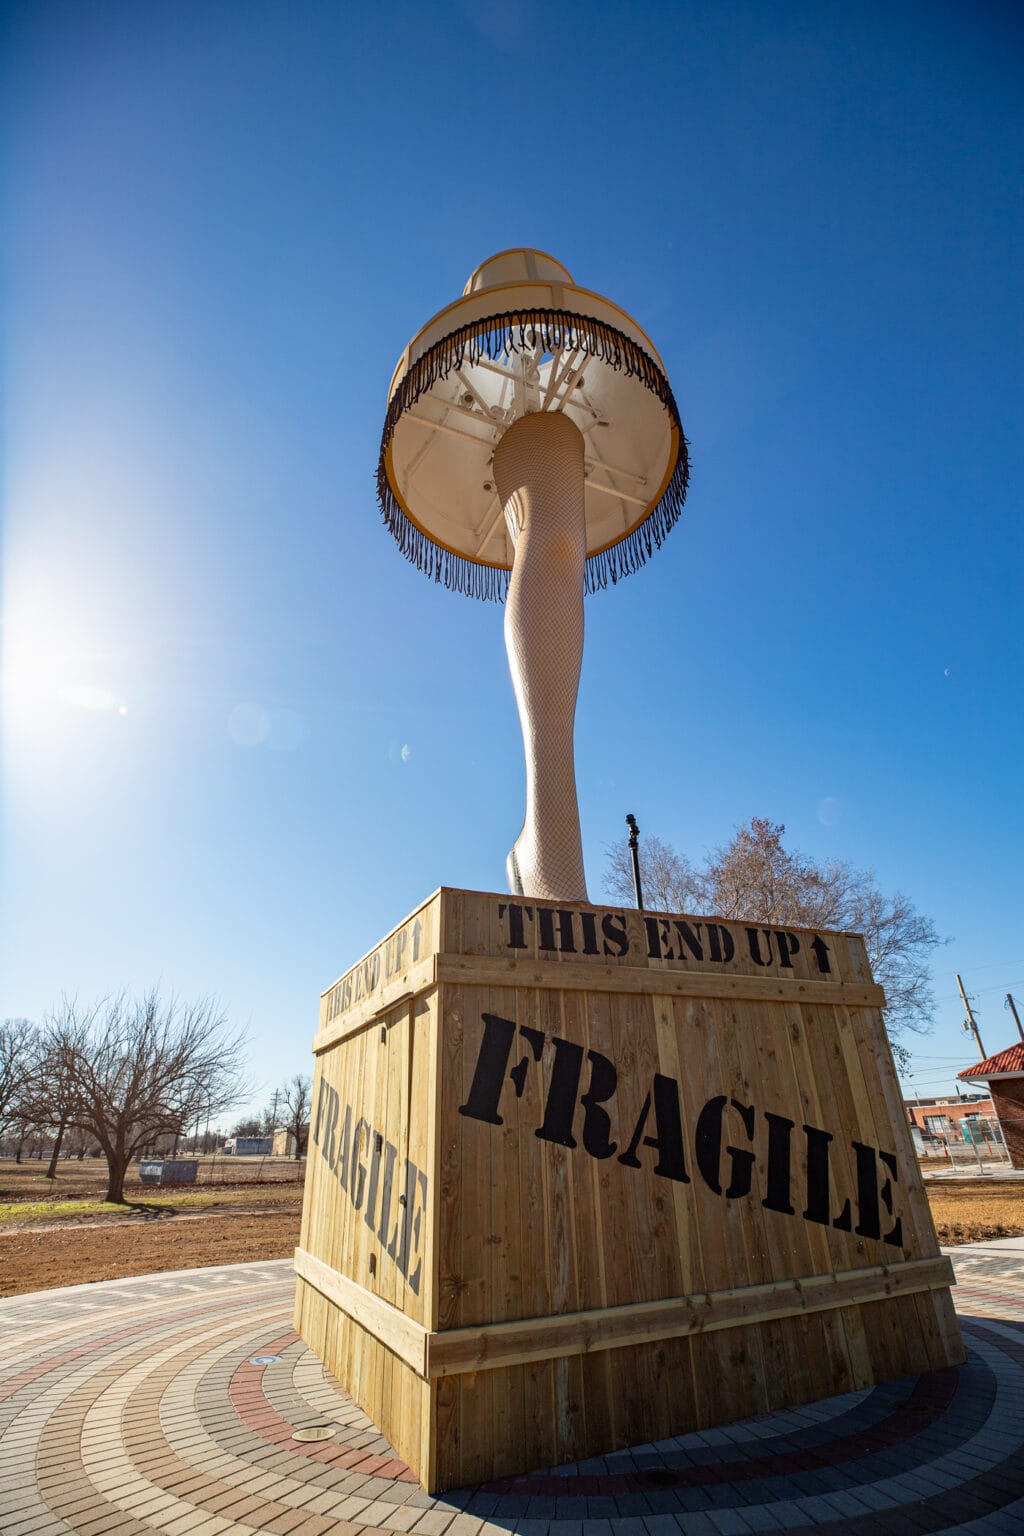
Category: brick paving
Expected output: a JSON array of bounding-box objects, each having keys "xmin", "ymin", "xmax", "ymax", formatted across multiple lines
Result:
[{"xmin": 2, "ymin": 1248, "xmax": 1024, "ymax": 1534}]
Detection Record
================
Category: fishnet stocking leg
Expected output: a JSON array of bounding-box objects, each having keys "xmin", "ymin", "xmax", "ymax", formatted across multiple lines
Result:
[{"xmin": 495, "ymin": 412, "xmax": 589, "ymax": 903}]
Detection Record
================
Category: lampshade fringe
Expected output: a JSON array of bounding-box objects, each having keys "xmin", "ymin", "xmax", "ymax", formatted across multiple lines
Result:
[{"xmin": 376, "ymin": 309, "xmax": 690, "ymax": 603}]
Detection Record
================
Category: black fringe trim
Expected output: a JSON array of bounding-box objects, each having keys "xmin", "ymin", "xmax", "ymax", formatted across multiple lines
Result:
[{"xmin": 376, "ymin": 308, "xmax": 690, "ymax": 603}]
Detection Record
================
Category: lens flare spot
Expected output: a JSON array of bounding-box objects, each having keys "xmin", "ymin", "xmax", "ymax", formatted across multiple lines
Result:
[{"xmin": 228, "ymin": 702, "xmax": 270, "ymax": 746}]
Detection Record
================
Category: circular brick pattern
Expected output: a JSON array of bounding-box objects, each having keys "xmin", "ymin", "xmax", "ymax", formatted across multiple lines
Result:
[{"xmin": 2, "ymin": 1253, "xmax": 1024, "ymax": 1533}]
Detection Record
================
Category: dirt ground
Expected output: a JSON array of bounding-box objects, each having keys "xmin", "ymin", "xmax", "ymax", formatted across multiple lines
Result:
[
  {"xmin": 0, "ymin": 1157, "xmax": 303, "ymax": 1297},
  {"xmin": 0, "ymin": 1207, "xmax": 302, "ymax": 1295},
  {"xmin": 2, "ymin": 1160, "xmax": 1022, "ymax": 1298},
  {"xmin": 925, "ymin": 1178, "xmax": 1024, "ymax": 1246}
]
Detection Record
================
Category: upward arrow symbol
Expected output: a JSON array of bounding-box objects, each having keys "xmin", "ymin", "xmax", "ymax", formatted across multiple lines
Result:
[{"xmin": 810, "ymin": 935, "xmax": 831, "ymax": 974}]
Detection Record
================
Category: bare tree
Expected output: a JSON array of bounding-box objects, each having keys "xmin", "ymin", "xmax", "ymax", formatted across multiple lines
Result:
[
  {"xmin": 605, "ymin": 834, "xmax": 701, "ymax": 913},
  {"xmin": 232, "ymin": 1115, "xmax": 265, "ymax": 1138},
  {"xmin": 0, "ymin": 1019, "xmax": 37, "ymax": 1134},
  {"xmin": 606, "ymin": 818, "xmax": 942, "ymax": 1068},
  {"xmin": 18, "ymin": 1032, "xmax": 79, "ymax": 1180},
  {"xmin": 38, "ymin": 991, "xmax": 250, "ymax": 1203},
  {"xmin": 63, "ymin": 1125, "xmax": 95, "ymax": 1160},
  {"xmin": 10, "ymin": 1113, "xmax": 41, "ymax": 1163},
  {"xmin": 282, "ymin": 1073, "xmax": 311, "ymax": 1158}
]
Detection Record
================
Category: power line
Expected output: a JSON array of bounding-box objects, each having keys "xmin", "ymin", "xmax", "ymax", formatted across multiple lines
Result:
[
  {"xmin": 908, "ymin": 1054, "xmax": 985, "ymax": 1062},
  {"xmin": 955, "ymin": 957, "xmax": 1024, "ymax": 974},
  {"xmin": 937, "ymin": 978, "xmax": 1024, "ymax": 1003}
]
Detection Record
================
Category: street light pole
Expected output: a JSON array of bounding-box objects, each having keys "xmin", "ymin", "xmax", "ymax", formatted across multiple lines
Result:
[{"xmin": 626, "ymin": 813, "xmax": 645, "ymax": 912}]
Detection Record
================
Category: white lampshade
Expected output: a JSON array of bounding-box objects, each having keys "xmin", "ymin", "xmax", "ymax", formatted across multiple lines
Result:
[{"xmin": 378, "ymin": 249, "xmax": 689, "ymax": 600}]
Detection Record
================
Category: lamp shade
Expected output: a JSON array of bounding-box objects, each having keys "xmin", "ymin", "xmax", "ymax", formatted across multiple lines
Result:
[{"xmin": 377, "ymin": 249, "xmax": 689, "ymax": 600}]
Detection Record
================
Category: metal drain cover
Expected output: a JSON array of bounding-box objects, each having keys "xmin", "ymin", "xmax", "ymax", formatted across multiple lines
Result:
[
  {"xmin": 637, "ymin": 1468, "xmax": 684, "ymax": 1488},
  {"xmin": 292, "ymin": 1424, "xmax": 337, "ymax": 1442},
  {"xmin": 249, "ymin": 1355, "xmax": 282, "ymax": 1365}
]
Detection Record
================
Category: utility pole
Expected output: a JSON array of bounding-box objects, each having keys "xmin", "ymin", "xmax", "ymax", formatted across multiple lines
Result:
[
  {"xmin": 1006, "ymin": 993, "xmax": 1024, "ymax": 1044},
  {"xmin": 956, "ymin": 974, "xmax": 987, "ymax": 1059}
]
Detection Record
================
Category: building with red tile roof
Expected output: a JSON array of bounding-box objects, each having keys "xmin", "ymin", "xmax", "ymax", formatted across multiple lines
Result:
[{"xmin": 959, "ymin": 1044, "xmax": 1024, "ymax": 1167}]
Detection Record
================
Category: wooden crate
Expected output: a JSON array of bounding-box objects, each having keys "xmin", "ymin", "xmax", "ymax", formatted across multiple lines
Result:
[{"xmin": 294, "ymin": 888, "xmax": 962, "ymax": 1493}]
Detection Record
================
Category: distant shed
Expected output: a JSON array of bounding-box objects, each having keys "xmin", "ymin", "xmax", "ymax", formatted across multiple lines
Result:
[{"xmin": 224, "ymin": 1136, "xmax": 272, "ymax": 1156}]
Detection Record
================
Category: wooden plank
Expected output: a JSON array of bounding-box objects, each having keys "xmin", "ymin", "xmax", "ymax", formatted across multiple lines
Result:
[
  {"xmin": 433, "ymin": 951, "xmax": 885, "ymax": 1007},
  {"xmin": 312, "ymin": 957, "xmax": 437, "ymax": 1053},
  {"xmin": 425, "ymin": 1255, "xmax": 956, "ymax": 1376},
  {"xmin": 320, "ymin": 890, "xmax": 441, "ymax": 1017},
  {"xmin": 293, "ymin": 1247, "xmax": 428, "ymax": 1375},
  {"xmin": 850, "ymin": 996, "xmax": 940, "ymax": 1259},
  {"xmin": 457, "ymin": 893, "xmax": 871, "ymax": 980},
  {"xmin": 411, "ymin": 992, "xmax": 436, "ymax": 1333}
]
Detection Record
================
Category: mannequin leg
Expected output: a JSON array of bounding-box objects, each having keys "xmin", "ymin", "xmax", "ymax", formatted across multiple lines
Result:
[{"xmin": 494, "ymin": 411, "xmax": 589, "ymax": 903}]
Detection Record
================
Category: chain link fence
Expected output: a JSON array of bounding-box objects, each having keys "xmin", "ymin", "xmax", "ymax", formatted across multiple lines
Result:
[{"xmin": 914, "ymin": 1116, "xmax": 1013, "ymax": 1172}]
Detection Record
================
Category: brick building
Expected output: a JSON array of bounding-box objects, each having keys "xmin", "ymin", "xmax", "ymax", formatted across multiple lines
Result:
[
  {"xmin": 905, "ymin": 1093, "xmax": 996, "ymax": 1149},
  {"xmin": 958, "ymin": 1043, "xmax": 1024, "ymax": 1168}
]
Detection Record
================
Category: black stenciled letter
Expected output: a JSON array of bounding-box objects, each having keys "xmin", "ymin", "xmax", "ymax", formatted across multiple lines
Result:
[
  {"xmin": 459, "ymin": 1013, "xmax": 544, "ymax": 1125},
  {"xmin": 802, "ymin": 1123, "xmax": 851, "ymax": 1229},
  {"xmin": 674, "ymin": 921, "xmax": 704, "ymax": 961},
  {"xmin": 580, "ymin": 910, "xmax": 600, "ymax": 956},
  {"xmin": 645, "ymin": 917, "xmax": 674, "ymax": 960},
  {"xmin": 802, "ymin": 1123, "xmax": 831, "ymax": 1225},
  {"xmin": 458, "ymin": 1013, "xmax": 515, "ymax": 1124},
  {"xmin": 876, "ymin": 1148, "xmax": 904, "ymax": 1248},
  {"xmin": 335, "ymin": 1104, "xmax": 351, "ymax": 1192},
  {"xmin": 364, "ymin": 1131, "xmax": 384, "ymax": 1231},
  {"xmin": 601, "ymin": 912, "xmax": 629, "ymax": 956},
  {"xmin": 536, "ymin": 1036, "xmax": 584, "ymax": 1147},
  {"xmin": 579, "ymin": 1049, "xmax": 618, "ymax": 1158},
  {"xmin": 746, "ymin": 928, "xmax": 773, "ymax": 966},
  {"xmin": 312, "ymin": 1076, "xmax": 331, "ymax": 1151},
  {"xmin": 695, "ymin": 1096, "xmax": 756, "ymax": 1198},
  {"xmin": 706, "ymin": 924, "xmax": 736, "ymax": 963},
  {"xmin": 774, "ymin": 931, "xmax": 800, "ymax": 968},
  {"xmin": 538, "ymin": 907, "xmax": 576, "ymax": 953},
  {"xmin": 376, "ymin": 1140, "xmax": 398, "ymax": 1244},
  {"xmin": 350, "ymin": 1118, "xmax": 369, "ymax": 1209},
  {"xmin": 761, "ymin": 1111, "xmax": 796, "ymax": 1214},
  {"xmin": 618, "ymin": 1075, "xmax": 690, "ymax": 1182},
  {"xmin": 851, "ymin": 1140, "xmax": 879, "ymax": 1239},
  {"xmin": 398, "ymin": 1162, "xmax": 429, "ymax": 1294},
  {"xmin": 498, "ymin": 902, "xmax": 533, "ymax": 949}
]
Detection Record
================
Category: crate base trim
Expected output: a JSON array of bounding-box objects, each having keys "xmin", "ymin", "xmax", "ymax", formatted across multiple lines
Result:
[
  {"xmin": 427, "ymin": 1255, "xmax": 955, "ymax": 1374},
  {"xmin": 293, "ymin": 1247, "xmax": 428, "ymax": 1375},
  {"xmin": 295, "ymin": 1247, "xmax": 954, "ymax": 1380}
]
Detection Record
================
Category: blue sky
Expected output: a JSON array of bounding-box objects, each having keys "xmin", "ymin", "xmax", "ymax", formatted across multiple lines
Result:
[{"xmin": 3, "ymin": 0, "xmax": 1021, "ymax": 1122}]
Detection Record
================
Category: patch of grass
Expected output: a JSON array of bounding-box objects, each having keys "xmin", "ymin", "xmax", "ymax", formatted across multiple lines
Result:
[
  {"xmin": 0, "ymin": 1199, "xmax": 127, "ymax": 1223},
  {"xmin": 925, "ymin": 1179, "xmax": 1024, "ymax": 1245},
  {"xmin": 0, "ymin": 1189, "xmax": 263, "ymax": 1225},
  {"xmin": 0, "ymin": 1156, "xmax": 305, "ymax": 1203}
]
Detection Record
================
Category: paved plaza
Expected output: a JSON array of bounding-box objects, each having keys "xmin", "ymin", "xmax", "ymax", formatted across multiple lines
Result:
[{"xmin": 3, "ymin": 1244, "xmax": 1024, "ymax": 1535}]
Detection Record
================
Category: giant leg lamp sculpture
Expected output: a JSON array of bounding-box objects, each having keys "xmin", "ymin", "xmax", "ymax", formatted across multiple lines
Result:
[
  {"xmin": 377, "ymin": 248, "xmax": 689, "ymax": 902},
  {"xmin": 297, "ymin": 252, "xmax": 963, "ymax": 1495}
]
